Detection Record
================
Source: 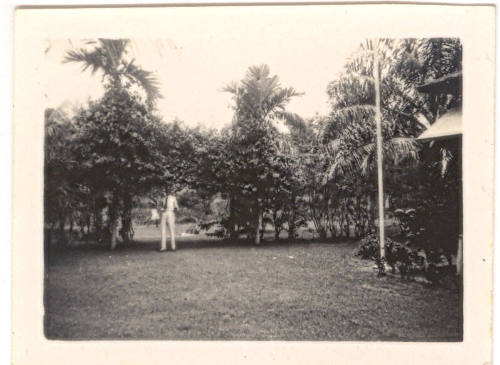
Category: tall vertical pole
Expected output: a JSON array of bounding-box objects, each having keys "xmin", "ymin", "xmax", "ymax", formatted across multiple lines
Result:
[{"xmin": 373, "ymin": 39, "xmax": 386, "ymax": 259}]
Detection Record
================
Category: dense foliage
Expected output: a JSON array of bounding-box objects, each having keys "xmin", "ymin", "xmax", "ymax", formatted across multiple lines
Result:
[{"xmin": 45, "ymin": 36, "xmax": 462, "ymax": 275}]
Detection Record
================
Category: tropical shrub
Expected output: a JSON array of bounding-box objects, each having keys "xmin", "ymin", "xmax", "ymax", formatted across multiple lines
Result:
[{"xmin": 355, "ymin": 233, "xmax": 427, "ymax": 280}]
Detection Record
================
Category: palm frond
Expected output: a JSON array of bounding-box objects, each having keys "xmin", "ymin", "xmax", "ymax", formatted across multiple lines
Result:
[
  {"xmin": 267, "ymin": 87, "xmax": 303, "ymax": 112},
  {"xmin": 123, "ymin": 62, "xmax": 162, "ymax": 102},
  {"xmin": 222, "ymin": 81, "xmax": 240, "ymax": 95},
  {"xmin": 63, "ymin": 47, "xmax": 106, "ymax": 75},
  {"xmin": 324, "ymin": 139, "xmax": 342, "ymax": 157},
  {"xmin": 278, "ymin": 111, "xmax": 308, "ymax": 133},
  {"xmin": 324, "ymin": 136, "xmax": 419, "ymax": 183},
  {"xmin": 99, "ymin": 38, "xmax": 129, "ymax": 69},
  {"xmin": 64, "ymin": 38, "xmax": 161, "ymax": 103},
  {"xmin": 383, "ymin": 137, "xmax": 419, "ymax": 166},
  {"xmin": 246, "ymin": 64, "xmax": 271, "ymax": 81},
  {"xmin": 224, "ymin": 65, "xmax": 303, "ymax": 123},
  {"xmin": 327, "ymin": 75, "xmax": 374, "ymax": 107},
  {"xmin": 344, "ymin": 46, "xmax": 374, "ymax": 74},
  {"xmin": 330, "ymin": 104, "xmax": 375, "ymax": 125}
]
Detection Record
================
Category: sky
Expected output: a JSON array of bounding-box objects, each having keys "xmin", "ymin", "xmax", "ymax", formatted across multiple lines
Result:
[{"xmin": 43, "ymin": 7, "xmax": 366, "ymax": 129}]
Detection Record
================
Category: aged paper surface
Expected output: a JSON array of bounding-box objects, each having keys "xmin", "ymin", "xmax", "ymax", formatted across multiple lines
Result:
[{"xmin": 13, "ymin": 4, "xmax": 494, "ymax": 364}]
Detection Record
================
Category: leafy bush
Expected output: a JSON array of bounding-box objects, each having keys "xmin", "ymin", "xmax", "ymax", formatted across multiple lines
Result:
[
  {"xmin": 355, "ymin": 233, "xmax": 381, "ymax": 260},
  {"xmin": 355, "ymin": 233, "xmax": 426, "ymax": 280}
]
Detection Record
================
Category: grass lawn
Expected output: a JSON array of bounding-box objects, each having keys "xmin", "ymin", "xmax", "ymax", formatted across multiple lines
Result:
[{"xmin": 44, "ymin": 226, "xmax": 462, "ymax": 341}]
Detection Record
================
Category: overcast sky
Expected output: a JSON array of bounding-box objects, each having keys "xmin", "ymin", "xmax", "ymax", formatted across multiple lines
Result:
[{"xmin": 43, "ymin": 7, "xmax": 365, "ymax": 129}]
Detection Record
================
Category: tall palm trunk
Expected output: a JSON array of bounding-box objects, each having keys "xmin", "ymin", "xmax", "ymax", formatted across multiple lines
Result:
[{"xmin": 373, "ymin": 40, "xmax": 386, "ymax": 260}]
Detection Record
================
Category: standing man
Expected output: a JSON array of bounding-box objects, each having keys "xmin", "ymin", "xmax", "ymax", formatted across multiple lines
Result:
[{"xmin": 159, "ymin": 190, "xmax": 179, "ymax": 252}]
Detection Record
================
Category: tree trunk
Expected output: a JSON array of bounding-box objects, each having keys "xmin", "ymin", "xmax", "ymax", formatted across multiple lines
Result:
[
  {"xmin": 272, "ymin": 208, "xmax": 280, "ymax": 241},
  {"xmin": 288, "ymin": 193, "xmax": 297, "ymax": 240},
  {"xmin": 254, "ymin": 200, "xmax": 262, "ymax": 245},
  {"xmin": 80, "ymin": 216, "xmax": 85, "ymax": 237},
  {"xmin": 58, "ymin": 211, "xmax": 66, "ymax": 246},
  {"xmin": 109, "ymin": 193, "xmax": 120, "ymax": 250},
  {"xmin": 93, "ymin": 196, "xmax": 103, "ymax": 239},
  {"xmin": 68, "ymin": 217, "xmax": 74, "ymax": 244},
  {"xmin": 120, "ymin": 193, "xmax": 133, "ymax": 243},
  {"xmin": 259, "ymin": 217, "xmax": 265, "ymax": 242},
  {"xmin": 338, "ymin": 206, "xmax": 345, "ymax": 239},
  {"xmin": 48, "ymin": 221, "xmax": 56, "ymax": 246},
  {"xmin": 228, "ymin": 195, "xmax": 238, "ymax": 240},
  {"xmin": 343, "ymin": 201, "xmax": 350, "ymax": 238},
  {"xmin": 110, "ymin": 217, "xmax": 119, "ymax": 250},
  {"xmin": 319, "ymin": 227, "xmax": 327, "ymax": 241}
]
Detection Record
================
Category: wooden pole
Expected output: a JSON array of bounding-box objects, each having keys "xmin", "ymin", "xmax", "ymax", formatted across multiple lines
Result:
[{"xmin": 373, "ymin": 39, "xmax": 386, "ymax": 260}]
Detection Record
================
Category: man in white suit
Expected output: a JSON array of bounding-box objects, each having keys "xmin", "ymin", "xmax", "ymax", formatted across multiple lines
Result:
[{"xmin": 159, "ymin": 191, "xmax": 179, "ymax": 252}]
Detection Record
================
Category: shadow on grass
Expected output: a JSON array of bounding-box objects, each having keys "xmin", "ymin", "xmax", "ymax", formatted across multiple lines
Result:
[{"xmin": 48, "ymin": 237, "xmax": 356, "ymax": 255}]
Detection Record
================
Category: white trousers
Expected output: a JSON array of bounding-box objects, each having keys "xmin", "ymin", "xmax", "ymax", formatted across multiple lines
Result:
[{"xmin": 160, "ymin": 211, "xmax": 176, "ymax": 250}]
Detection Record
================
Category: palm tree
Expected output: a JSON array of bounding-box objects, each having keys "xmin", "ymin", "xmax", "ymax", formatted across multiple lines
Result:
[
  {"xmin": 223, "ymin": 64, "xmax": 303, "ymax": 244},
  {"xmin": 323, "ymin": 39, "xmax": 419, "ymax": 259},
  {"xmin": 64, "ymin": 39, "xmax": 161, "ymax": 105},
  {"xmin": 223, "ymin": 64, "xmax": 303, "ymax": 129},
  {"xmin": 64, "ymin": 39, "xmax": 162, "ymax": 249},
  {"xmin": 322, "ymin": 38, "xmax": 461, "ymax": 262}
]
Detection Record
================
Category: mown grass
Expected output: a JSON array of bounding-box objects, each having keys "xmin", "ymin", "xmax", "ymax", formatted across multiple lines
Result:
[{"xmin": 44, "ymin": 226, "xmax": 462, "ymax": 341}]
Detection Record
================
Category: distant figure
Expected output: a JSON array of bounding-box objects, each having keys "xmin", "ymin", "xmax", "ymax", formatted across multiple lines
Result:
[
  {"xmin": 150, "ymin": 207, "xmax": 160, "ymax": 228},
  {"xmin": 159, "ymin": 192, "xmax": 179, "ymax": 252}
]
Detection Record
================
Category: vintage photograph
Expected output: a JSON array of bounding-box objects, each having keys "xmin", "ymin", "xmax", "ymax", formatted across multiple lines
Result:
[{"xmin": 42, "ymin": 33, "xmax": 463, "ymax": 341}]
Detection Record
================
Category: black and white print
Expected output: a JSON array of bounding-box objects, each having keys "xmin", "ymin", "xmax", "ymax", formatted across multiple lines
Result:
[{"xmin": 43, "ymin": 22, "xmax": 463, "ymax": 340}]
